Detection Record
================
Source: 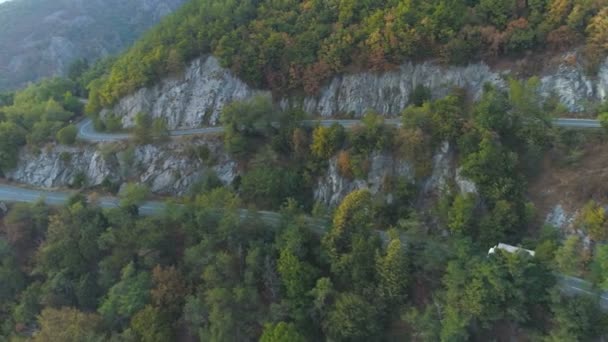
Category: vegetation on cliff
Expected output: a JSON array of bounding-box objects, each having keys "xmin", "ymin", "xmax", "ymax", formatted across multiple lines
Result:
[{"xmin": 87, "ymin": 0, "xmax": 608, "ymax": 113}]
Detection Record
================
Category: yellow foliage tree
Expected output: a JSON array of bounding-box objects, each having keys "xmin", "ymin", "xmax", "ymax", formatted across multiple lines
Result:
[{"xmin": 579, "ymin": 200, "xmax": 608, "ymax": 241}]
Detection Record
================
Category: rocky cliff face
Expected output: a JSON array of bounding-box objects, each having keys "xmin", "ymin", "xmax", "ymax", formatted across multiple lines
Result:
[
  {"xmin": 109, "ymin": 57, "xmax": 267, "ymax": 129},
  {"xmin": 287, "ymin": 63, "xmax": 505, "ymax": 117},
  {"xmin": 315, "ymin": 142, "xmax": 477, "ymax": 207},
  {"xmin": 0, "ymin": 0, "xmax": 186, "ymax": 90},
  {"xmin": 314, "ymin": 152, "xmax": 415, "ymax": 207},
  {"xmin": 539, "ymin": 52, "xmax": 608, "ymax": 111},
  {"xmin": 111, "ymin": 53, "xmax": 608, "ymax": 129},
  {"xmin": 6, "ymin": 138, "xmax": 236, "ymax": 196},
  {"xmin": 7, "ymin": 136, "xmax": 474, "ymax": 207}
]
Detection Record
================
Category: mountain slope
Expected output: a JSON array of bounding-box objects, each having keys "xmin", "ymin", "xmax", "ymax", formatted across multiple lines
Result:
[
  {"xmin": 0, "ymin": 0, "xmax": 186, "ymax": 90},
  {"xmin": 86, "ymin": 0, "xmax": 608, "ymax": 113}
]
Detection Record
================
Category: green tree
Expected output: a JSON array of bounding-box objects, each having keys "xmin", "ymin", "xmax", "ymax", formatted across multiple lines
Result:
[
  {"xmin": 546, "ymin": 292, "xmax": 608, "ymax": 341},
  {"xmin": 119, "ymin": 183, "xmax": 150, "ymax": 208},
  {"xmin": 448, "ymin": 194, "xmax": 477, "ymax": 234},
  {"xmin": 311, "ymin": 124, "xmax": 346, "ymax": 160},
  {"xmin": 554, "ymin": 236, "xmax": 583, "ymax": 276},
  {"xmin": 403, "ymin": 306, "xmax": 440, "ymax": 342},
  {"xmin": 221, "ymin": 96, "xmax": 278, "ymax": 157},
  {"xmin": 33, "ymin": 307, "xmax": 105, "ymax": 342},
  {"xmin": 56, "ymin": 124, "xmax": 78, "ymax": 145},
  {"xmin": 476, "ymin": 0, "xmax": 517, "ymax": 28},
  {"xmin": 578, "ymin": 200, "xmax": 608, "ymax": 241},
  {"xmin": 0, "ymin": 239, "xmax": 25, "ymax": 305},
  {"xmin": 151, "ymin": 117, "xmax": 169, "ymax": 141},
  {"xmin": 130, "ymin": 305, "xmax": 173, "ymax": 342},
  {"xmin": 99, "ymin": 262, "xmax": 151, "ymax": 327},
  {"xmin": 410, "ymin": 84, "xmax": 432, "ymax": 107},
  {"xmin": 278, "ymin": 249, "xmax": 317, "ymax": 303},
  {"xmin": 35, "ymin": 202, "xmax": 106, "ymax": 308},
  {"xmin": 133, "ymin": 112, "xmax": 152, "ymax": 144},
  {"xmin": 0, "ymin": 121, "xmax": 26, "ymax": 172},
  {"xmin": 322, "ymin": 189, "xmax": 380, "ymax": 290},
  {"xmin": 375, "ymin": 233, "xmax": 409, "ymax": 305},
  {"xmin": 598, "ymin": 112, "xmax": 608, "ymax": 133},
  {"xmin": 324, "ymin": 292, "xmax": 380, "ymax": 341},
  {"xmin": 591, "ymin": 244, "xmax": 608, "ymax": 290},
  {"xmin": 260, "ymin": 322, "xmax": 306, "ymax": 342}
]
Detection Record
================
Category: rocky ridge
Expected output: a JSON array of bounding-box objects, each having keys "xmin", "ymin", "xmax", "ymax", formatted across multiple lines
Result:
[
  {"xmin": 8, "ymin": 137, "xmax": 474, "ymax": 207},
  {"xmin": 6, "ymin": 138, "xmax": 236, "ymax": 196},
  {"xmin": 109, "ymin": 52, "xmax": 608, "ymax": 130}
]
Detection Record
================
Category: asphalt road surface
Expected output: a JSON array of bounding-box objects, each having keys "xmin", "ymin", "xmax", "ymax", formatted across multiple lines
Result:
[
  {"xmin": 0, "ymin": 184, "xmax": 164, "ymax": 216},
  {"xmin": 553, "ymin": 118, "xmax": 602, "ymax": 129},
  {"xmin": 77, "ymin": 119, "xmax": 224, "ymax": 142},
  {"xmin": 78, "ymin": 117, "xmax": 602, "ymax": 142},
  {"xmin": 558, "ymin": 275, "xmax": 608, "ymax": 310}
]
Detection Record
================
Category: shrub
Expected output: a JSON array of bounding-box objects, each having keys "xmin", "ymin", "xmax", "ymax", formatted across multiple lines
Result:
[
  {"xmin": 101, "ymin": 177, "xmax": 120, "ymax": 194},
  {"xmin": 336, "ymin": 150, "xmax": 353, "ymax": 179},
  {"xmin": 133, "ymin": 112, "xmax": 152, "ymax": 144},
  {"xmin": 598, "ymin": 112, "xmax": 608, "ymax": 132},
  {"xmin": 104, "ymin": 113, "xmax": 123, "ymax": 132},
  {"xmin": 240, "ymin": 166, "xmax": 306, "ymax": 209},
  {"xmin": 56, "ymin": 124, "xmax": 78, "ymax": 145},
  {"xmin": 70, "ymin": 171, "xmax": 87, "ymax": 189},
  {"xmin": 151, "ymin": 118, "xmax": 169, "ymax": 141},
  {"xmin": 59, "ymin": 152, "xmax": 72, "ymax": 163},
  {"xmin": 311, "ymin": 124, "xmax": 346, "ymax": 160},
  {"xmin": 189, "ymin": 170, "xmax": 224, "ymax": 196},
  {"xmin": 350, "ymin": 154, "xmax": 370, "ymax": 179},
  {"xmin": 409, "ymin": 84, "xmax": 432, "ymax": 107},
  {"xmin": 119, "ymin": 183, "xmax": 150, "ymax": 207}
]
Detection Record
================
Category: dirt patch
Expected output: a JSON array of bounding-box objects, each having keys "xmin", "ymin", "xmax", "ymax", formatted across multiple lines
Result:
[{"xmin": 529, "ymin": 132, "xmax": 608, "ymax": 227}]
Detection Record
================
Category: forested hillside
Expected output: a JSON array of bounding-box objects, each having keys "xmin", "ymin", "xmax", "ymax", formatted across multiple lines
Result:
[
  {"xmin": 0, "ymin": 0, "xmax": 186, "ymax": 90},
  {"xmin": 3, "ymin": 0, "xmax": 608, "ymax": 341},
  {"xmin": 88, "ymin": 0, "xmax": 608, "ymax": 113},
  {"xmin": 4, "ymin": 73, "xmax": 608, "ymax": 340}
]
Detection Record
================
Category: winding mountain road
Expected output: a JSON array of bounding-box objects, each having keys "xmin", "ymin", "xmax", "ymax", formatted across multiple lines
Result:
[
  {"xmin": 77, "ymin": 117, "xmax": 601, "ymax": 142},
  {"xmin": 1, "ymin": 116, "xmax": 602, "ymax": 307}
]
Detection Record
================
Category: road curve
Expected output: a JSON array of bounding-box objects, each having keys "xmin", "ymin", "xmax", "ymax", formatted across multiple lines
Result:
[
  {"xmin": 558, "ymin": 275, "xmax": 608, "ymax": 310},
  {"xmin": 20, "ymin": 116, "xmax": 608, "ymax": 308},
  {"xmin": 0, "ymin": 183, "xmax": 163, "ymax": 216},
  {"xmin": 0, "ymin": 183, "xmax": 328, "ymax": 231},
  {"xmin": 78, "ymin": 117, "xmax": 601, "ymax": 142},
  {"xmin": 0, "ymin": 185, "xmax": 605, "ymax": 306}
]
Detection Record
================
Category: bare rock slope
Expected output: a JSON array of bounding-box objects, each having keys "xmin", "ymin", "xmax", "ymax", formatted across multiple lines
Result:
[
  {"xmin": 6, "ymin": 139, "xmax": 236, "ymax": 196},
  {"xmin": 110, "ymin": 53, "xmax": 608, "ymax": 129}
]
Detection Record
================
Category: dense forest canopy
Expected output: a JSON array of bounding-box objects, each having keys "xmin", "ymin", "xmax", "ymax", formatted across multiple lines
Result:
[
  {"xmin": 3, "ymin": 0, "xmax": 608, "ymax": 341},
  {"xmin": 3, "ymin": 74, "xmax": 608, "ymax": 340},
  {"xmin": 87, "ymin": 0, "xmax": 608, "ymax": 113}
]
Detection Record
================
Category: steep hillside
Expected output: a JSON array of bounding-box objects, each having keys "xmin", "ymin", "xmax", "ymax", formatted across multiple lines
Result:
[
  {"xmin": 0, "ymin": 0, "xmax": 186, "ymax": 90},
  {"xmin": 100, "ymin": 51, "xmax": 608, "ymax": 130},
  {"xmin": 87, "ymin": 0, "xmax": 608, "ymax": 113}
]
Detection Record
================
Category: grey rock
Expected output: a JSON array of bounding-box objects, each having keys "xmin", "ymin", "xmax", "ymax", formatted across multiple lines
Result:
[
  {"xmin": 545, "ymin": 204, "xmax": 577, "ymax": 230},
  {"xmin": 296, "ymin": 62, "xmax": 506, "ymax": 117},
  {"xmin": 455, "ymin": 167, "xmax": 478, "ymax": 195},
  {"xmin": 109, "ymin": 56, "xmax": 268, "ymax": 129},
  {"xmin": 539, "ymin": 52, "xmax": 596, "ymax": 112},
  {"xmin": 112, "ymin": 53, "xmax": 608, "ymax": 130},
  {"xmin": 314, "ymin": 152, "xmax": 414, "ymax": 207},
  {"xmin": 7, "ymin": 139, "xmax": 236, "ymax": 196},
  {"xmin": 423, "ymin": 141, "xmax": 453, "ymax": 196}
]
